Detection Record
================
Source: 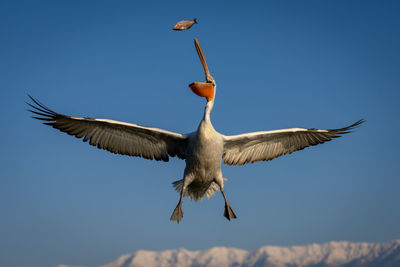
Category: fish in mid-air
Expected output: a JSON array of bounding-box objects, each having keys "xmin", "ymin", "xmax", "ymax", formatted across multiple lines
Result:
[{"xmin": 173, "ymin": 18, "xmax": 197, "ymax": 31}]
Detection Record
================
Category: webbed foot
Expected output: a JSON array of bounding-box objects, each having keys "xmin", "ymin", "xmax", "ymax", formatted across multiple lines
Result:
[
  {"xmin": 224, "ymin": 204, "xmax": 237, "ymax": 221},
  {"xmin": 170, "ymin": 203, "xmax": 184, "ymax": 223}
]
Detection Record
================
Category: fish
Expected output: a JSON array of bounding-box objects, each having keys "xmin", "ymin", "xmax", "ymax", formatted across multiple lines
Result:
[{"xmin": 173, "ymin": 18, "xmax": 197, "ymax": 31}]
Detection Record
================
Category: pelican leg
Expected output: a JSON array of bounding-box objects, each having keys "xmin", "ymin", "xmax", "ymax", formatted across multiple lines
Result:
[
  {"xmin": 215, "ymin": 178, "xmax": 237, "ymax": 221},
  {"xmin": 170, "ymin": 185, "xmax": 186, "ymax": 224}
]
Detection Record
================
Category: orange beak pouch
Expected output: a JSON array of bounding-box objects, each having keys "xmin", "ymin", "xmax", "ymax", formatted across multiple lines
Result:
[{"xmin": 189, "ymin": 82, "xmax": 214, "ymax": 101}]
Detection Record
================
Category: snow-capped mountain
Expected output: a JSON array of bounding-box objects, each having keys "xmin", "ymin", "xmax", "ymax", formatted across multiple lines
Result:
[{"xmin": 58, "ymin": 240, "xmax": 400, "ymax": 267}]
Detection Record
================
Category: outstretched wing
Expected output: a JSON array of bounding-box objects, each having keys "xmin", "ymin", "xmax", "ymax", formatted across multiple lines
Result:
[
  {"xmin": 223, "ymin": 120, "xmax": 365, "ymax": 166},
  {"xmin": 27, "ymin": 95, "xmax": 188, "ymax": 161}
]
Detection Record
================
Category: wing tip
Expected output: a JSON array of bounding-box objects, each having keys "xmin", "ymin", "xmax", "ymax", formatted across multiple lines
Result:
[
  {"xmin": 26, "ymin": 95, "xmax": 58, "ymax": 120},
  {"xmin": 331, "ymin": 118, "xmax": 366, "ymax": 135}
]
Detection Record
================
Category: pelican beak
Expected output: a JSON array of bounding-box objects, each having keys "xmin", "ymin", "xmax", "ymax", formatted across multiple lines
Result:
[{"xmin": 189, "ymin": 82, "xmax": 214, "ymax": 101}]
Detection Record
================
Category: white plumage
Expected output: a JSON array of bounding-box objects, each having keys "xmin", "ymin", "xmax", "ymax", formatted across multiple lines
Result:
[{"xmin": 28, "ymin": 38, "xmax": 364, "ymax": 223}]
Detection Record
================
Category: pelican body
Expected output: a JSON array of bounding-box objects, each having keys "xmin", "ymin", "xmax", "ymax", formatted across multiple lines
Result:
[{"xmin": 28, "ymin": 38, "xmax": 364, "ymax": 223}]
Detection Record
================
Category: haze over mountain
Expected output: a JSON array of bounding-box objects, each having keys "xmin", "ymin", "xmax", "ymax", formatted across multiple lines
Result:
[{"xmin": 57, "ymin": 240, "xmax": 400, "ymax": 267}]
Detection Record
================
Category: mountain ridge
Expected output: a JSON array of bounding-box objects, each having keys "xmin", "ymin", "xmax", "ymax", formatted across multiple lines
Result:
[{"xmin": 57, "ymin": 240, "xmax": 400, "ymax": 267}]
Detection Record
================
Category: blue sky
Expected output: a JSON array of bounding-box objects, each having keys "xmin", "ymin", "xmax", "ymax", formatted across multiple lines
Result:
[{"xmin": 1, "ymin": 0, "xmax": 399, "ymax": 266}]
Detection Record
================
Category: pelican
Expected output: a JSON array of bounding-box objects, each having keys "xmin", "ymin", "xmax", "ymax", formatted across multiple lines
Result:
[{"xmin": 28, "ymin": 38, "xmax": 364, "ymax": 223}]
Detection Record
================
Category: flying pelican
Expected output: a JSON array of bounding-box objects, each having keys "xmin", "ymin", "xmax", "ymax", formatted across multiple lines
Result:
[{"xmin": 28, "ymin": 38, "xmax": 364, "ymax": 223}]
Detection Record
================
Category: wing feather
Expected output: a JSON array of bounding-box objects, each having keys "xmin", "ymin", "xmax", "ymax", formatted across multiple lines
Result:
[
  {"xmin": 223, "ymin": 120, "xmax": 365, "ymax": 166},
  {"xmin": 28, "ymin": 95, "xmax": 188, "ymax": 161}
]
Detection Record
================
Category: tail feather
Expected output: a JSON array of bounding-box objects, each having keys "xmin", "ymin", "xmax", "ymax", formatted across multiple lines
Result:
[
  {"xmin": 172, "ymin": 179, "xmax": 184, "ymax": 193},
  {"xmin": 172, "ymin": 178, "xmax": 227, "ymax": 201}
]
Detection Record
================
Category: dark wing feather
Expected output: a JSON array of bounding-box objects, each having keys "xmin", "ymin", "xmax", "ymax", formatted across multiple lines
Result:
[
  {"xmin": 223, "ymin": 120, "xmax": 365, "ymax": 166},
  {"xmin": 27, "ymin": 95, "xmax": 188, "ymax": 161}
]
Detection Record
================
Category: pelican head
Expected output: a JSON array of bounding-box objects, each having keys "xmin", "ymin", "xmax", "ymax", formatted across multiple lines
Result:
[{"xmin": 189, "ymin": 38, "xmax": 216, "ymax": 102}]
